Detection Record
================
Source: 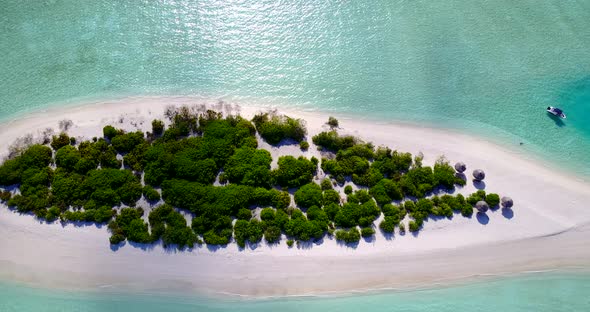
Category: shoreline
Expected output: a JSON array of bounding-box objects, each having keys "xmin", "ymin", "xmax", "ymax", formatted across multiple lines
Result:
[
  {"xmin": 1, "ymin": 96, "xmax": 590, "ymax": 297},
  {"xmin": 0, "ymin": 94, "xmax": 583, "ymax": 183},
  {"xmin": 2, "ymin": 268, "xmax": 590, "ymax": 301}
]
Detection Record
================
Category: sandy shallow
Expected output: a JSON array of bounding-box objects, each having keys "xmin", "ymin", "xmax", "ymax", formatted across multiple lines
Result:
[{"xmin": 0, "ymin": 96, "xmax": 589, "ymax": 297}]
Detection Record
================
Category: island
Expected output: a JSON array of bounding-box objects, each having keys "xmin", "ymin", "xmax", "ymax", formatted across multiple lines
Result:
[
  {"xmin": 0, "ymin": 97, "xmax": 588, "ymax": 297},
  {"xmin": 0, "ymin": 105, "xmax": 509, "ymax": 250}
]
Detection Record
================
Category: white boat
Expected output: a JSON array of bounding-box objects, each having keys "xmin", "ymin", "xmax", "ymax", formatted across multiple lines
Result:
[{"xmin": 547, "ymin": 106, "xmax": 566, "ymax": 119}]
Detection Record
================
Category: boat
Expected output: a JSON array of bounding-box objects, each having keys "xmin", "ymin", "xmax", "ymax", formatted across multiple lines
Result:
[{"xmin": 547, "ymin": 106, "xmax": 566, "ymax": 119}]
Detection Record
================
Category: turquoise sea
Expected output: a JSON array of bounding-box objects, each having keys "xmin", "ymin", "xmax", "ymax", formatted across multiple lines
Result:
[
  {"xmin": 1, "ymin": 272, "xmax": 590, "ymax": 312},
  {"xmin": 2, "ymin": 0, "xmax": 590, "ymax": 310}
]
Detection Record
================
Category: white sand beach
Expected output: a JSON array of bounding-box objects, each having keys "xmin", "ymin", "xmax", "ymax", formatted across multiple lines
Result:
[{"xmin": 1, "ymin": 96, "xmax": 589, "ymax": 297}]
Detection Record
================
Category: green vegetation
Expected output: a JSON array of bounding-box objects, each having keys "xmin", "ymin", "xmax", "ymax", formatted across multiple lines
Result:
[
  {"xmin": 327, "ymin": 117, "xmax": 339, "ymax": 129},
  {"xmin": 51, "ymin": 132, "xmax": 71, "ymax": 151},
  {"xmin": 361, "ymin": 227, "xmax": 375, "ymax": 238},
  {"xmin": 335, "ymin": 228, "xmax": 361, "ymax": 244},
  {"xmin": 149, "ymin": 204, "xmax": 199, "ymax": 248},
  {"xmin": 485, "ymin": 193, "xmax": 500, "ymax": 207},
  {"xmin": 234, "ymin": 219, "xmax": 263, "ymax": 248},
  {"xmin": 299, "ymin": 141, "xmax": 309, "ymax": 150},
  {"xmin": 143, "ymin": 185, "xmax": 161, "ymax": 201},
  {"xmin": 224, "ymin": 147, "xmax": 272, "ymax": 187},
  {"xmin": 344, "ymin": 185, "xmax": 353, "ymax": 194},
  {"xmin": 252, "ymin": 112, "xmax": 307, "ymax": 145},
  {"xmin": 273, "ymin": 156, "xmax": 316, "ymax": 188},
  {"xmin": 312, "ymin": 131, "xmax": 358, "ymax": 152},
  {"xmin": 293, "ymin": 183, "xmax": 323, "ymax": 208},
  {"xmin": 152, "ymin": 119, "xmax": 165, "ymax": 136},
  {"xmin": 0, "ymin": 107, "xmax": 509, "ymax": 249}
]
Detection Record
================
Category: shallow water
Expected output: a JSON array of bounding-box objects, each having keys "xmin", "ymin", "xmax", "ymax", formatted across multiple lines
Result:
[
  {"xmin": 1, "ymin": 0, "xmax": 590, "ymax": 309},
  {"xmin": 1, "ymin": 272, "xmax": 589, "ymax": 312}
]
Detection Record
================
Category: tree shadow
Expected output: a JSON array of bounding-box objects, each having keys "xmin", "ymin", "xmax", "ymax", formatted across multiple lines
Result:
[
  {"xmin": 476, "ymin": 212, "xmax": 489, "ymax": 225},
  {"xmin": 380, "ymin": 229, "xmax": 394, "ymax": 241},
  {"xmin": 473, "ymin": 180, "xmax": 486, "ymax": 190},
  {"xmin": 59, "ymin": 220, "xmax": 106, "ymax": 229},
  {"xmin": 362, "ymin": 234, "xmax": 376, "ymax": 243},
  {"xmin": 547, "ymin": 112, "xmax": 566, "ymax": 127},
  {"xmin": 455, "ymin": 172, "xmax": 466, "ymax": 182},
  {"xmin": 1, "ymin": 185, "xmax": 19, "ymax": 192},
  {"xmin": 313, "ymin": 237, "xmax": 325, "ymax": 246},
  {"xmin": 268, "ymin": 138, "xmax": 301, "ymax": 148},
  {"xmin": 428, "ymin": 215, "xmax": 450, "ymax": 222},
  {"xmin": 432, "ymin": 185, "xmax": 456, "ymax": 195},
  {"xmin": 247, "ymin": 241, "xmax": 261, "ymax": 250},
  {"xmin": 128, "ymin": 240, "xmax": 157, "ymax": 251},
  {"xmin": 335, "ymin": 239, "xmax": 359, "ymax": 249},
  {"xmin": 296, "ymin": 240, "xmax": 315, "ymax": 250},
  {"xmin": 110, "ymin": 241, "xmax": 126, "ymax": 251},
  {"xmin": 206, "ymin": 243, "xmax": 228, "ymax": 252},
  {"xmin": 502, "ymin": 208, "xmax": 514, "ymax": 219}
]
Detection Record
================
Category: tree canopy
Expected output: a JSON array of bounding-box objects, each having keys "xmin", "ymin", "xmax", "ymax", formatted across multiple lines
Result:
[{"xmin": 0, "ymin": 107, "xmax": 509, "ymax": 249}]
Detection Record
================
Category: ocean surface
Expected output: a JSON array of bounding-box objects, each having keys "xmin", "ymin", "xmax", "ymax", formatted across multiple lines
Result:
[
  {"xmin": 1, "ymin": 0, "xmax": 590, "ymax": 310},
  {"xmin": 1, "ymin": 271, "xmax": 590, "ymax": 312}
]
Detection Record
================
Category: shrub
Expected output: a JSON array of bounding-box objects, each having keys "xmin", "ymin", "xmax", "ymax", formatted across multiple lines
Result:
[
  {"xmin": 361, "ymin": 227, "xmax": 375, "ymax": 238},
  {"xmin": 45, "ymin": 206, "xmax": 61, "ymax": 222},
  {"xmin": 323, "ymin": 203, "xmax": 340, "ymax": 221},
  {"xmin": 461, "ymin": 203, "xmax": 473, "ymax": 217},
  {"xmin": 273, "ymin": 156, "xmax": 316, "ymax": 188},
  {"xmin": 111, "ymin": 131, "xmax": 145, "ymax": 154},
  {"xmin": 300, "ymin": 141, "xmax": 309, "ymax": 150},
  {"xmin": 55, "ymin": 145, "xmax": 81, "ymax": 171},
  {"xmin": 347, "ymin": 189, "xmax": 372, "ymax": 204},
  {"xmin": 234, "ymin": 219, "xmax": 264, "ymax": 248},
  {"xmin": 312, "ymin": 131, "xmax": 358, "ymax": 152},
  {"xmin": 321, "ymin": 178, "xmax": 333, "ymax": 190},
  {"xmin": 260, "ymin": 208, "xmax": 276, "ymax": 221},
  {"xmin": 143, "ymin": 185, "xmax": 161, "ymax": 201},
  {"xmin": 293, "ymin": 183, "xmax": 323, "ymax": 208},
  {"xmin": 118, "ymin": 181, "xmax": 143, "ymax": 206},
  {"xmin": 408, "ymin": 220, "xmax": 421, "ymax": 232},
  {"xmin": 108, "ymin": 208, "xmax": 151, "ymax": 244},
  {"xmin": 466, "ymin": 190, "xmax": 486, "ymax": 205},
  {"xmin": 0, "ymin": 191, "xmax": 11, "ymax": 202},
  {"xmin": 379, "ymin": 216, "xmax": 397, "ymax": 233},
  {"xmin": 399, "ymin": 223, "xmax": 406, "ymax": 234},
  {"xmin": 369, "ymin": 179, "xmax": 397, "ymax": 206},
  {"xmin": 148, "ymin": 204, "xmax": 198, "ymax": 249},
  {"xmin": 327, "ymin": 116, "xmax": 339, "ymax": 129},
  {"xmin": 485, "ymin": 193, "xmax": 500, "ymax": 207},
  {"xmin": 152, "ymin": 119, "xmax": 165, "ymax": 136},
  {"xmin": 322, "ymin": 189, "xmax": 341, "ymax": 205},
  {"xmin": 224, "ymin": 147, "xmax": 272, "ymax": 187},
  {"xmin": 51, "ymin": 132, "xmax": 70, "ymax": 151},
  {"xmin": 344, "ymin": 185, "xmax": 353, "ymax": 194},
  {"xmin": 103, "ymin": 125, "xmax": 120, "ymax": 140},
  {"xmin": 264, "ymin": 226, "xmax": 281, "ymax": 244},
  {"xmin": 335, "ymin": 228, "xmax": 361, "ymax": 244},
  {"xmin": 236, "ymin": 208, "xmax": 253, "ymax": 220},
  {"xmin": 433, "ymin": 158, "xmax": 457, "ymax": 190},
  {"xmin": 275, "ymin": 191, "xmax": 291, "ymax": 209},
  {"xmin": 287, "ymin": 239, "xmax": 294, "ymax": 247},
  {"xmin": 252, "ymin": 112, "xmax": 307, "ymax": 144},
  {"xmin": 334, "ymin": 203, "xmax": 359, "ymax": 228},
  {"xmin": 306, "ymin": 206, "xmax": 329, "ymax": 224}
]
